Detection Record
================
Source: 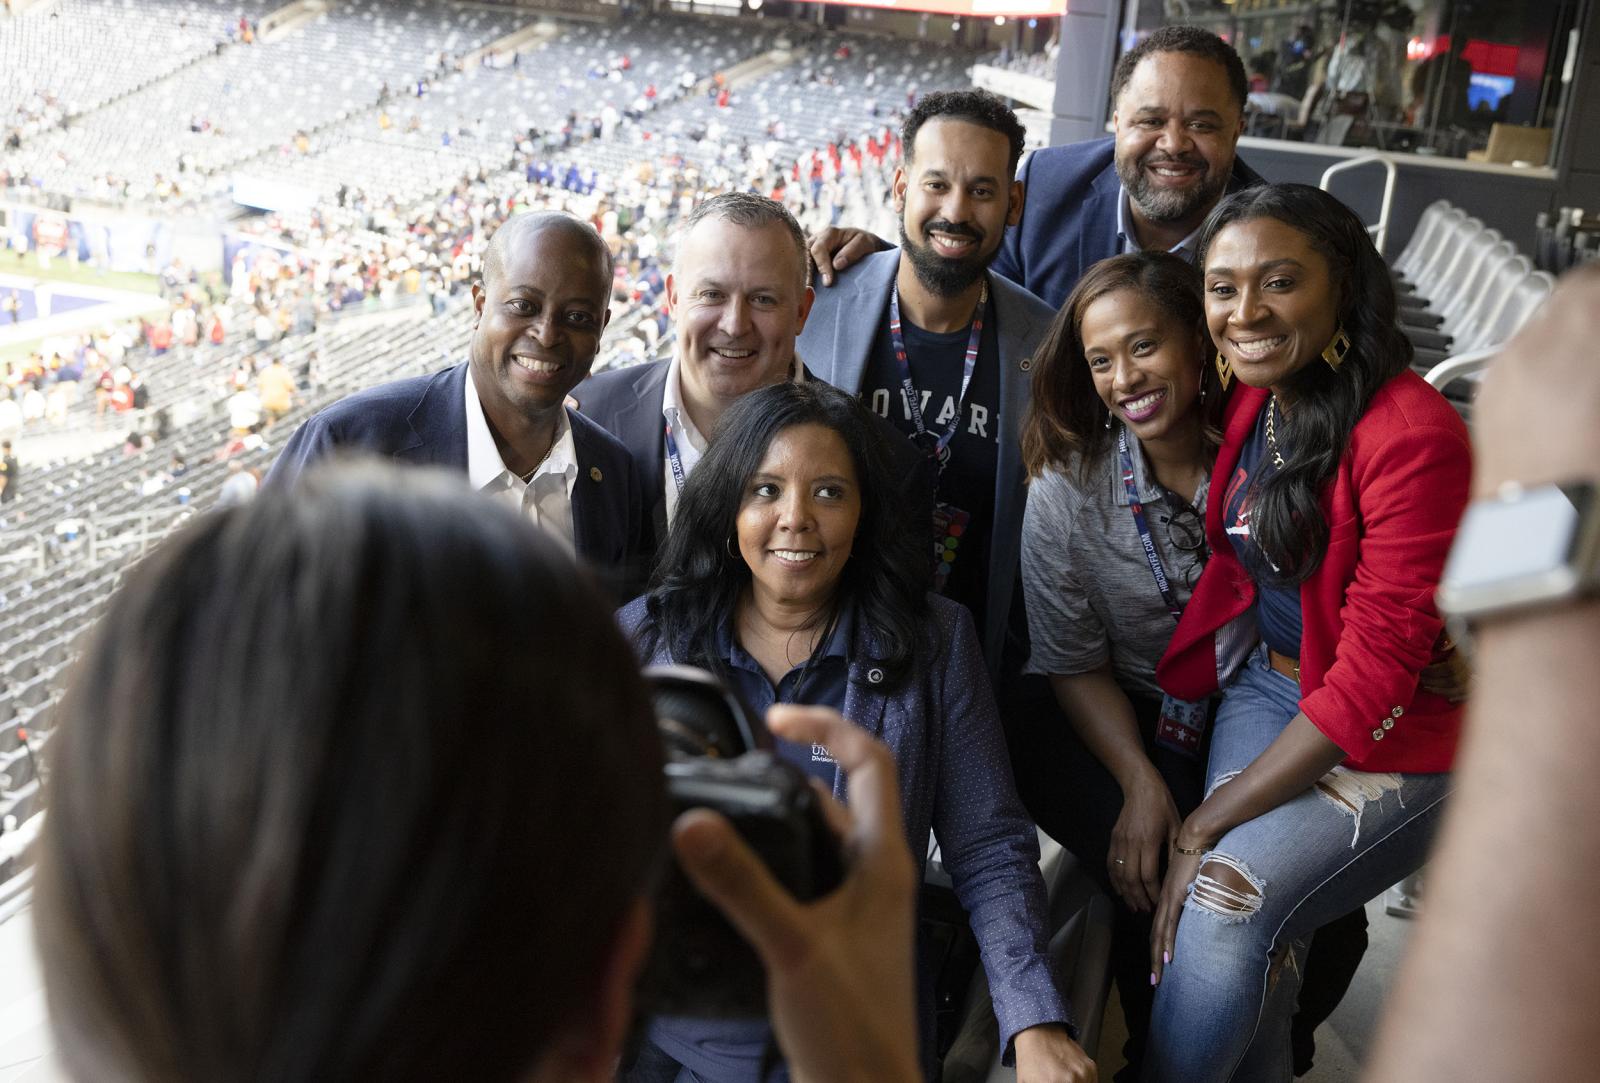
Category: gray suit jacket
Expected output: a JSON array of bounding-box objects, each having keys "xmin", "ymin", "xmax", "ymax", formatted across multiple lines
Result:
[{"xmin": 796, "ymin": 248, "xmax": 1056, "ymax": 673}]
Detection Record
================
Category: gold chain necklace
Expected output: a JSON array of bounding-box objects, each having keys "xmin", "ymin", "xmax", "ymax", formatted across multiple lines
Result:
[
  {"xmin": 518, "ymin": 431, "xmax": 558, "ymax": 483},
  {"xmin": 1265, "ymin": 395, "xmax": 1287, "ymax": 469}
]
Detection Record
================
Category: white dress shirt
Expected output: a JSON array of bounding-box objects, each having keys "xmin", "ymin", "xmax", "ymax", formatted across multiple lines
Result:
[
  {"xmin": 660, "ymin": 354, "xmax": 804, "ymax": 527},
  {"xmin": 464, "ymin": 370, "xmax": 578, "ymax": 552}
]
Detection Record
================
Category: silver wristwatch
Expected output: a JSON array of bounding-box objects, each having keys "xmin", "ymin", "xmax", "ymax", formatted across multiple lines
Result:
[{"xmin": 1438, "ymin": 480, "xmax": 1600, "ymax": 620}]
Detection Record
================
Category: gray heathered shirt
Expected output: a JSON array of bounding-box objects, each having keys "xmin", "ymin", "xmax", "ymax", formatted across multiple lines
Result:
[{"xmin": 1021, "ymin": 425, "xmax": 1210, "ymax": 700}]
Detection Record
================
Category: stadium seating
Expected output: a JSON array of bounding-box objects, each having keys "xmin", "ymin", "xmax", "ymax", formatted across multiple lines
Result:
[{"xmin": 1389, "ymin": 202, "xmax": 1559, "ymax": 403}]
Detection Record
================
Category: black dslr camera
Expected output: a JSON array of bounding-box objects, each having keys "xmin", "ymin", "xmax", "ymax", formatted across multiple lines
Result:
[{"xmin": 636, "ymin": 665, "xmax": 846, "ymax": 1017}]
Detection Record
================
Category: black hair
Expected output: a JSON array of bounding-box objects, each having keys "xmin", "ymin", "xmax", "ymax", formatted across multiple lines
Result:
[
  {"xmin": 901, "ymin": 88, "xmax": 1028, "ymax": 179},
  {"xmin": 1111, "ymin": 26, "xmax": 1249, "ymax": 114},
  {"xmin": 34, "ymin": 461, "xmax": 667, "ymax": 1083},
  {"xmin": 1198, "ymin": 183, "xmax": 1413, "ymax": 583},
  {"xmin": 1022, "ymin": 251, "xmax": 1223, "ymax": 479},
  {"xmin": 646, "ymin": 381, "xmax": 928, "ymax": 689}
]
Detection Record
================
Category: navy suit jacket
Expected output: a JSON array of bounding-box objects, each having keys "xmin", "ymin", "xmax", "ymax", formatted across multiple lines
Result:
[
  {"xmin": 267, "ymin": 362, "xmax": 647, "ymax": 595},
  {"xmin": 572, "ymin": 357, "xmax": 673, "ymax": 558},
  {"xmin": 618, "ymin": 593, "xmax": 1072, "ymax": 1057},
  {"xmin": 795, "ymin": 248, "xmax": 1055, "ymax": 675},
  {"xmin": 574, "ymin": 357, "xmax": 935, "ymax": 584},
  {"xmin": 993, "ymin": 136, "xmax": 1267, "ymax": 310}
]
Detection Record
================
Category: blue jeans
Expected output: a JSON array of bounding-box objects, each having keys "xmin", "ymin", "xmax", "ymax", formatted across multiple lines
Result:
[{"xmin": 1143, "ymin": 646, "xmax": 1450, "ymax": 1083}]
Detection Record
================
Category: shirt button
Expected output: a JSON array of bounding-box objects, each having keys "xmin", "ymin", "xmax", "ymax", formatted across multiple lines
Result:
[
  {"xmin": 1391, "ymin": 706, "xmax": 1403, "ymax": 718},
  {"xmin": 1382, "ymin": 718, "xmax": 1395, "ymax": 730},
  {"xmin": 1372, "ymin": 728, "xmax": 1385, "ymax": 741},
  {"xmin": 1019, "ymin": 358, "xmax": 1033, "ymax": 372},
  {"xmin": 866, "ymin": 667, "xmax": 885, "ymax": 685}
]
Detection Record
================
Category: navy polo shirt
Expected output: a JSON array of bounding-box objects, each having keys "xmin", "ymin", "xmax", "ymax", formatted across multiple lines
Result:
[
  {"xmin": 647, "ymin": 605, "xmax": 856, "ymax": 1080},
  {"xmin": 713, "ymin": 604, "xmax": 854, "ymax": 786}
]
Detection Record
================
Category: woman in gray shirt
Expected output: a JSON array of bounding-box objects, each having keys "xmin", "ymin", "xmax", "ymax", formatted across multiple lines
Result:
[
  {"xmin": 1018, "ymin": 252, "xmax": 1224, "ymax": 1081},
  {"xmin": 1018, "ymin": 251, "xmax": 1391, "ymax": 1080}
]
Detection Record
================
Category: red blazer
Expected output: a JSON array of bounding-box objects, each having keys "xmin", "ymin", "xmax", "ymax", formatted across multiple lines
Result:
[{"xmin": 1157, "ymin": 371, "xmax": 1472, "ymax": 773}]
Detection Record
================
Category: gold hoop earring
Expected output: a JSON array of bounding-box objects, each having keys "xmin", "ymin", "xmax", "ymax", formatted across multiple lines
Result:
[
  {"xmin": 1214, "ymin": 350, "xmax": 1232, "ymax": 390},
  {"xmin": 1322, "ymin": 326, "xmax": 1352, "ymax": 371}
]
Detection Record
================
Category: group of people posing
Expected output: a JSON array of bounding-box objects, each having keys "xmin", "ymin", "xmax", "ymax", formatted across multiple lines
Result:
[{"xmin": 47, "ymin": 24, "xmax": 1473, "ymax": 1083}]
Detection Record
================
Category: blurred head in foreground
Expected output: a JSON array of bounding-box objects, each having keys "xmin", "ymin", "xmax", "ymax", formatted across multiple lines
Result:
[{"xmin": 34, "ymin": 461, "xmax": 668, "ymax": 1083}]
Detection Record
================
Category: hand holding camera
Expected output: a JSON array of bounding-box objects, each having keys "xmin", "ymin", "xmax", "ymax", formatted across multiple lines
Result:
[{"xmin": 672, "ymin": 704, "xmax": 921, "ymax": 1083}]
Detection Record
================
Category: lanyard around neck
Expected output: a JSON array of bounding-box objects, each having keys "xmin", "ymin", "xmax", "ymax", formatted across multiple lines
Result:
[
  {"xmin": 1118, "ymin": 427, "xmax": 1185, "ymax": 623},
  {"xmin": 887, "ymin": 276, "xmax": 988, "ymax": 469},
  {"xmin": 663, "ymin": 418, "xmax": 688, "ymax": 494}
]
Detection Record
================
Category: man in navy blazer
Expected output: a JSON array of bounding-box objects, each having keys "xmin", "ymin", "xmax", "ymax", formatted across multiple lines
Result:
[
  {"xmin": 798, "ymin": 91, "xmax": 1056, "ymax": 683},
  {"xmin": 574, "ymin": 194, "xmax": 819, "ymax": 572},
  {"xmin": 269, "ymin": 213, "xmax": 646, "ymax": 597},
  {"xmin": 810, "ymin": 27, "xmax": 1266, "ymax": 311}
]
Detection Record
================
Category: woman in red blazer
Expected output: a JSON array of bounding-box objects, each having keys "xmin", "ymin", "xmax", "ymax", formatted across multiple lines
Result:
[{"xmin": 1141, "ymin": 185, "xmax": 1472, "ymax": 1083}]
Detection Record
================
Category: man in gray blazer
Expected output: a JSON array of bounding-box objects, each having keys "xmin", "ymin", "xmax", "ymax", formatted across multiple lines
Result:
[{"xmin": 798, "ymin": 89, "xmax": 1056, "ymax": 682}]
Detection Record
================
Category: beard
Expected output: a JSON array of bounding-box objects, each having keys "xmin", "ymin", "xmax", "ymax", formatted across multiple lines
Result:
[
  {"xmin": 899, "ymin": 218, "xmax": 995, "ymax": 297},
  {"xmin": 1115, "ymin": 150, "xmax": 1230, "ymax": 224}
]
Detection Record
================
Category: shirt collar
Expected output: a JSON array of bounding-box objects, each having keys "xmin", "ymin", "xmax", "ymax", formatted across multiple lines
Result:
[
  {"xmin": 1110, "ymin": 422, "xmax": 1168, "ymax": 507},
  {"xmin": 463, "ymin": 367, "xmax": 576, "ymax": 491},
  {"xmin": 1115, "ymin": 187, "xmax": 1204, "ymax": 262},
  {"xmin": 1109, "ymin": 421, "xmax": 1211, "ymax": 512},
  {"xmin": 662, "ymin": 351, "xmax": 807, "ymax": 451}
]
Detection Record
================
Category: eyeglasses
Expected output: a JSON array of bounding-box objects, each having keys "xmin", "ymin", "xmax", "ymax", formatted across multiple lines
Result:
[
  {"xmin": 1160, "ymin": 502, "xmax": 1206, "ymax": 552},
  {"xmin": 1157, "ymin": 499, "xmax": 1208, "ymax": 590}
]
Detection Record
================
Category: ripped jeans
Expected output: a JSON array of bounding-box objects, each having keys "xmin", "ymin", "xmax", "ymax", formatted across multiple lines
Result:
[{"xmin": 1142, "ymin": 645, "xmax": 1451, "ymax": 1083}]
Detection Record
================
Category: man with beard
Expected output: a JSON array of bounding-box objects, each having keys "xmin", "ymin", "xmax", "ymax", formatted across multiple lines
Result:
[
  {"xmin": 809, "ymin": 27, "xmax": 1264, "ymax": 311},
  {"xmin": 797, "ymin": 90, "xmax": 1058, "ymax": 689}
]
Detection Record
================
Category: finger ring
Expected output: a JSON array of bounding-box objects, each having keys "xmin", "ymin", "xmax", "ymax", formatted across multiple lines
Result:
[{"xmin": 1115, "ymin": 858, "xmax": 1126, "ymax": 865}]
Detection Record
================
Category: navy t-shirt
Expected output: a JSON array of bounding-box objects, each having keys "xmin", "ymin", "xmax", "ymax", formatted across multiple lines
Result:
[
  {"xmin": 1221, "ymin": 405, "xmax": 1304, "ymax": 658},
  {"xmin": 860, "ymin": 293, "xmax": 1001, "ymax": 641}
]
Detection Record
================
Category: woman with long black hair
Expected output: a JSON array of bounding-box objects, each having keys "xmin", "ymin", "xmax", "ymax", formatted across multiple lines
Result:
[
  {"xmin": 1142, "ymin": 184, "xmax": 1472, "ymax": 1082},
  {"xmin": 620, "ymin": 380, "xmax": 1093, "ymax": 1083}
]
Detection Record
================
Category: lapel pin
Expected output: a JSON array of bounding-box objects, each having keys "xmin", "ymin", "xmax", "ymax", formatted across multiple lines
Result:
[{"xmin": 590, "ymin": 466, "xmax": 603, "ymax": 483}]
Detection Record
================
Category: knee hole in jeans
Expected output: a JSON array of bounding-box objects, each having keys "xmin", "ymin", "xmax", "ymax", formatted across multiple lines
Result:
[
  {"xmin": 1315, "ymin": 766, "xmax": 1405, "ymax": 846},
  {"xmin": 1204, "ymin": 769, "xmax": 1242, "ymax": 802},
  {"xmin": 1189, "ymin": 853, "xmax": 1265, "ymax": 922}
]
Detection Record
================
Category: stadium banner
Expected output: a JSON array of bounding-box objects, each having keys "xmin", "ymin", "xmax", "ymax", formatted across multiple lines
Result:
[
  {"xmin": 1, "ymin": 204, "xmax": 174, "ymax": 274},
  {"xmin": 792, "ymin": 0, "xmax": 1065, "ymax": 16},
  {"xmin": 221, "ymin": 232, "xmax": 303, "ymax": 287}
]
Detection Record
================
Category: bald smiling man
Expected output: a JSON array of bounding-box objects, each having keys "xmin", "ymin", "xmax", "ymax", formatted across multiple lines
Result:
[{"xmin": 268, "ymin": 212, "xmax": 648, "ymax": 597}]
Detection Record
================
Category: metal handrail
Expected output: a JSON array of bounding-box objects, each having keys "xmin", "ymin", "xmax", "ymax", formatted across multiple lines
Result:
[
  {"xmin": 0, "ymin": 532, "xmax": 49, "ymax": 575},
  {"xmin": 84, "ymin": 506, "xmax": 195, "ymax": 561},
  {"xmin": 1321, "ymin": 153, "xmax": 1399, "ymax": 254}
]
